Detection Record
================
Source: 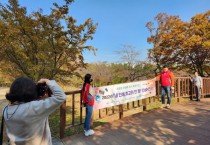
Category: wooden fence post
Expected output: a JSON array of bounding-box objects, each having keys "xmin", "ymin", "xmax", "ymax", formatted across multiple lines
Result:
[
  {"xmin": 60, "ymin": 101, "xmax": 66, "ymax": 139},
  {"xmin": 80, "ymin": 92, "xmax": 83, "ymax": 124},
  {"xmin": 177, "ymin": 78, "xmax": 181, "ymax": 98},
  {"xmin": 189, "ymin": 78, "xmax": 193, "ymax": 100},
  {"xmin": 143, "ymin": 99, "xmax": 147, "ymax": 111},
  {"xmin": 201, "ymin": 78, "xmax": 204, "ymax": 98},
  {"xmin": 119, "ymin": 104, "xmax": 123, "ymax": 119},
  {"xmin": 72, "ymin": 94, "xmax": 75, "ymax": 125}
]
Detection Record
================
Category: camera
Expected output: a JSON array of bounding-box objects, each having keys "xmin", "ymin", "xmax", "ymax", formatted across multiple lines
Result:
[{"xmin": 37, "ymin": 83, "xmax": 52, "ymax": 97}]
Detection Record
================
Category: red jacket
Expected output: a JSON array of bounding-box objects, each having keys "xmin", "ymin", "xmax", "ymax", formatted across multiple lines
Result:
[
  {"xmin": 82, "ymin": 83, "xmax": 94, "ymax": 106},
  {"xmin": 156, "ymin": 70, "xmax": 174, "ymax": 87}
]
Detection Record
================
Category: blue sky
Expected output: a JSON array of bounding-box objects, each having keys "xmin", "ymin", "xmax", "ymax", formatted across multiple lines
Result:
[{"xmin": 1, "ymin": 0, "xmax": 210, "ymax": 63}]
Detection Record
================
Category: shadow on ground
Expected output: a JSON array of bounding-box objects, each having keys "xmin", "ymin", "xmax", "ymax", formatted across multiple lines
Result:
[{"xmin": 62, "ymin": 99, "xmax": 210, "ymax": 145}]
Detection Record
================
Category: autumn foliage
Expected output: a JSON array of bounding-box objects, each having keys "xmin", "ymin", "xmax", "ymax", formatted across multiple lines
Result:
[
  {"xmin": 146, "ymin": 11, "xmax": 210, "ymax": 76},
  {"xmin": 0, "ymin": 0, "xmax": 97, "ymax": 81}
]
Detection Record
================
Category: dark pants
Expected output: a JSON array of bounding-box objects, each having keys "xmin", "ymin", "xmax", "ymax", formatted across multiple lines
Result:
[
  {"xmin": 161, "ymin": 86, "xmax": 171, "ymax": 104},
  {"xmin": 195, "ymin": 86, "xmax": 201, "ymax": 101}
]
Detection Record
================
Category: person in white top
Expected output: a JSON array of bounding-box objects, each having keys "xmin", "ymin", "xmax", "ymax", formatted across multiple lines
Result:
[
  {"xmin": 191, "ymin": 72, "xmax": 203, "ymax": 101},
  {"xmin": 3, "ymin": 77, "xmax": 66, "ymax": 145}
]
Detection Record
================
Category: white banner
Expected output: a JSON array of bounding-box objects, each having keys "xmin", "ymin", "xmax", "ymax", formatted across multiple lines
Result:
[{"xmin": 93, "ymin": 79, "xmax": 156, "ymax": 110}]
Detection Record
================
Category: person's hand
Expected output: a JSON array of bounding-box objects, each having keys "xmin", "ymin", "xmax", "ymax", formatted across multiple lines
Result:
[
  {"xmin": 38, "ymin": 78, "xmax": 49, "ymax": 84},
  {"xmin": 38, "ymin": 93, "xmax": 49, "ymax": 100},
  {"xmin": 171, "ymin": 86, "xmax": 174, "ymax": 90}
]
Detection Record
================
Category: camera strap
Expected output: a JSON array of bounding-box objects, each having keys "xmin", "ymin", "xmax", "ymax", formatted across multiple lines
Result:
[{"xmin": 0, "ymin": 107, "xmax": 6, "ymax": 145}]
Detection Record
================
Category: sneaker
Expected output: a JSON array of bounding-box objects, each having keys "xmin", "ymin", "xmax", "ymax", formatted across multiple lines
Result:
[
  {"xmin": 89, "ymin": 129, "xmax": 94, "ymax": 134},
  {"xmin": 84, "ymin": 129, "xmax": 94, "ymax": 136},
  {"xmin": 84, "ymin": 129, "xmax": 94, "ymax": 134},
  {"xmin": 166, "ymin": 104, "xmax": 170, "ymax": 108}
]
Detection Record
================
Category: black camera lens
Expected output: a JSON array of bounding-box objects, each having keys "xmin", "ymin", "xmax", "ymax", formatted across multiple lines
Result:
[
  {"xmin": 36, "ymin": 83, "xmax": 52, "ymax": 98},
  {"xmin": 37, "ymin": 83, "xmax": 47, "ymax": 97}
]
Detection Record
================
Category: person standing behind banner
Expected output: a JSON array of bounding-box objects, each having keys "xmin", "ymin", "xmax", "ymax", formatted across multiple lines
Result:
[
  {"xmin": 190, "ymin": 71, "xmax": 202, "ymax": 101},
  {"xmin": 81, "ymin": 74, "xmax": 95, "ymax": 137},
  {"xmin": 155, "ymin": 65, "xmax": 175, "ymax": 108}
]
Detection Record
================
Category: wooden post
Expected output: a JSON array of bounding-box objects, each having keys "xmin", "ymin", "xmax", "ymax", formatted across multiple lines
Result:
[
  {"xmin": 143, "ymin": 99, "xmax": 147, "ymax": 111},
  {"xmin": 203, "ymin": 79, "xmax": 205, "ymax": 97},
  {"xmin": 127, "ymin": 102, "xmax": 130, "ymax": 110},
  {"xmin": 60, "ymin": 101, "xmax": 66, "ymax": 139},
  {"xmin": 189, "ymin": 78, "xmax": 193, "ymax": 100},
  {"xmin": 153, "ymin": 96, "xmax": 155, "ymax": 102},
  {"xmin": 112, "ymin": 106, "xmax": 115, "ymax": 114},
  {"xmin": 174, "ymin": 80, "xmax": 176, "ymax": 98},
  {"xmin": 201, "ymin": 78, "xmax": 204, "ymax": 98},
  {"xmin": 80, "ymin": 92, "xmax": 83, "ymax": 124},
  {"xmin": 106, "ymin": 108, "xmax": 108, "ymax": 116},
  {"xmin": 99, "ymin": 109, "xmax": 102, "ymax": 119},
  {"xmin": 72, "ymin": 94, "xmax": 75, "ymax": 125},
  {"xmin": 119, "ymin": 104, "xmax": 123, "ymax": 119},
  {"xmin": 185, "ymin": 79, "xmax": 187, "ymax": 96},
  {"xmin": 149, "ymin": 97, "xmax": 151, "ymax": 103},
  {"xmin": 177, "ymin": 78, "xmax": 181, "ymax": 99},
  {"xmin": 138, "ymin": 100, "xmax": 140, "ymax": 107}
]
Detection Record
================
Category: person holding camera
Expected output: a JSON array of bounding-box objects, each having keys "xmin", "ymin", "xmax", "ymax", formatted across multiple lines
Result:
[
  {"xmin": 3, "ymin": 77, "xmax": 66, "ymax": 145},
  {"xmin": 81, "ymin": 74, "xmax": 95, "ymax": 137},
  {"xmin": 155, "ymin": 65, "xmax": 175, "ymax": 109}
]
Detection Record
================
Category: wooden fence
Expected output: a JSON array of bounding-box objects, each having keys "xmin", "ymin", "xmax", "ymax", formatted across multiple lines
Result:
[{"xmin": 59, "ymin": 77, "xmax": 210, "ymax": 138}]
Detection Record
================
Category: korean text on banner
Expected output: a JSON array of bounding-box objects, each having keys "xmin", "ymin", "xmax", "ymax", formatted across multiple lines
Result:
[{"xmin": 93, "ymin": 79, "xmax": 156, "ymax": 110}]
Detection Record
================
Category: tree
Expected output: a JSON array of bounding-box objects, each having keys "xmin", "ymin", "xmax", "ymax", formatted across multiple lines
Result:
[
  {"xmin": 146, "ymin": 11, "xmax": 210, "ymax": 76},
  {"xmin": 146, "ymin": 13, "xmax": 187, "ymax": 73},
  {"xmin": 115, "ymin": 45, "xmax": 139, "ymax": 81},
  {"xmin": 146, "ymin": 13, "xmax": 169, "ymax": 73},
  {"xmin": 116, "ymin": 45, "xmax": 155, "ymax": 81},
  {"xmin": 0, "ymin": 0, "xmax": 97, "ymax": 81},
  {"xmin": 183, "ymin": 11, "xmax": 210, "ymax": 76},
  {"xmin": 80, "ymin": 62, "xmax": 114, "ymax": 86}
]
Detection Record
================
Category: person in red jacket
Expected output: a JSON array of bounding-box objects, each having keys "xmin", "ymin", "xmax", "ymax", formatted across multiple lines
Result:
[
  {"xmin": 82, "ymin": 74, "xmax": 95, "ymax": 136},
  {"xmin": 155, "ymin": 66, "xmax": 175, "ymax": 108}
]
